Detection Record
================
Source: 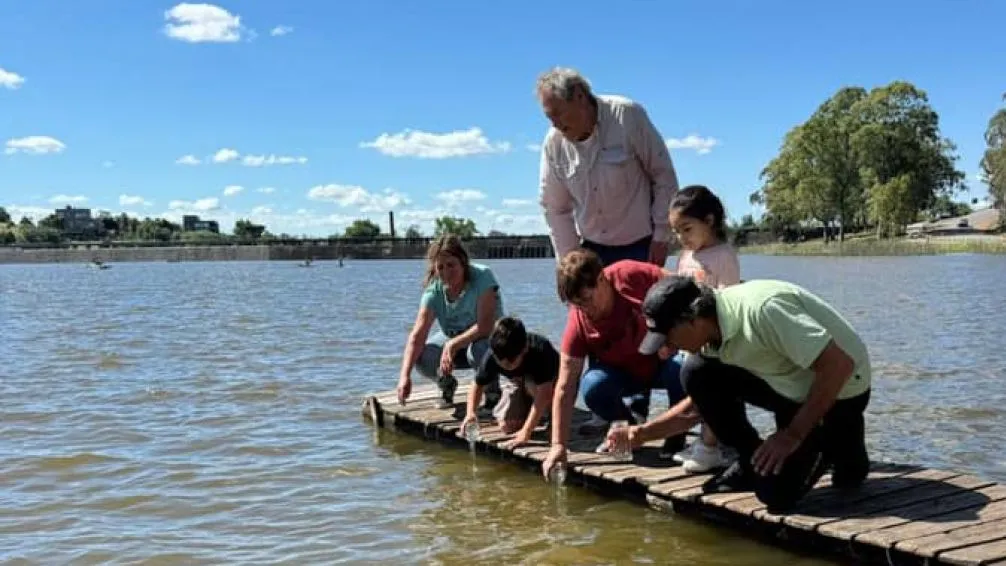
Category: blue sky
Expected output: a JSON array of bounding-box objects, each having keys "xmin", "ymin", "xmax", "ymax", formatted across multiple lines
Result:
[{"xmin": 2, "ymin": 0, "xmax": 1004, "ymax": 236}]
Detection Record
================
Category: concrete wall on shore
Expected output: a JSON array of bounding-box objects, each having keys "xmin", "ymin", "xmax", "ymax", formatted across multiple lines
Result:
[
  {"xmin": 0, "ymin": 245, "xmax": 270, "ymax": 265},
  {"xmin": 0, "ymin": 236, "xmax": 557, "ymax": 265}
]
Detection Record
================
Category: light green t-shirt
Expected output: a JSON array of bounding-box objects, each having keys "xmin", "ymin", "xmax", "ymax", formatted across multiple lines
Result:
[
  {"xmin": 419, "ymin": 262, "xmax": 505, "ymax": 338},
  {"xmin": 704, "ymin": 279, "xmax": 871, "ymax": 402}
]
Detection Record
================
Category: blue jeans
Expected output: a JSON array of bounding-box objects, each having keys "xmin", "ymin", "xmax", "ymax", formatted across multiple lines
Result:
[
  {"xmin": 416, "ymin": 330, "xmax": 489, "ymax": 377},
  {"xmin": 580, "ymin": 355, "xmax": 685, "ymax": 423},
  {"xmin": 416, "ymin": 330, "xmax": 499, "ymax": 400},
  {"xmin": 580, "ymin": 235, "xmax": 651, "ymax": 267}
]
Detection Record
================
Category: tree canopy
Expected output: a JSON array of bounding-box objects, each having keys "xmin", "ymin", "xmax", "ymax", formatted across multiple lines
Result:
[
  {"xmin": 342, "ymin": 219, "xmax": 382, "ymax": 240},
  {"xmin": 982, "ymin": 93, "xmax": 1006, "ymax": 228},
  {"xmin": 752, "ymin": 81, "xmax": 966, "ymax": 239},
  {"xmin": 433, "ymin": 216, "xmax": 478, "ymax": 239}
]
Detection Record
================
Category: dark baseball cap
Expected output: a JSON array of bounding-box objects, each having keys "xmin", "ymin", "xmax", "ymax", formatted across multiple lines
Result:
[{"xmin": 638, "ymin": 275, "xmax": 702, "ymax": 355}]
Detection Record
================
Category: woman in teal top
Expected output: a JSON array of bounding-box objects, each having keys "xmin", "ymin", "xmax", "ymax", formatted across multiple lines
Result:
[{"xmin": 397, "ymin": 234, "xmax": 505, "ymax": 409}]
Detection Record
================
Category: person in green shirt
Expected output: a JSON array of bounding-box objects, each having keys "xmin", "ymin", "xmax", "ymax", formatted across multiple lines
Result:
[{"xmin": 608, "ymin": 275, "xmax": 872, "ymax": 514}]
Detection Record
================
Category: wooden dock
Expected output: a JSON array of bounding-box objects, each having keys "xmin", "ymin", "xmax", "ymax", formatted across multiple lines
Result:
[{"xmin": 362, "ymin": 379, "xmax": 1006, "ymax": 566}]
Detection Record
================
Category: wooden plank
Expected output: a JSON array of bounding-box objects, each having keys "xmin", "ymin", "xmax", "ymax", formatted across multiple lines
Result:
[
  {"xmin": 778, "ymin": 465, "xmax": 923, "ymax": 530},
  {"xmin": 896, "ymin": 516, "xmax": 1006, "ymax": 560},
  {"xmin": 361, "ymin": 387, "xmax": 1006, "ymax": 566},
  {"xmin": 858, "ymin": 485, "xmax": 1006, "ymax": 551},
  {"xmin": 936, "ymin": 533, "xmax": 1006, "ymax": 566},
  {"xmin": 815, "ymin": 474, "xmax": 996, "ymax": 540}
]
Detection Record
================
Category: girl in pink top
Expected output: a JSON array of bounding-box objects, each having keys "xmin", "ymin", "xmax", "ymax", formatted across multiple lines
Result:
[{"xmin": 669, "ymin": 185, "xmax": 741, "ymax": 473}]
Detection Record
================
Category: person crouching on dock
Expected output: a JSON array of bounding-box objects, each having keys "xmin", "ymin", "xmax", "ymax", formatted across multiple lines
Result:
[
  {"xmin": 461, "ymin": 316, "xmax": 560, "ymax": 450},
  {"xmin": 396, "ymin": 234, "xmax": 505, "ymax": 411}
]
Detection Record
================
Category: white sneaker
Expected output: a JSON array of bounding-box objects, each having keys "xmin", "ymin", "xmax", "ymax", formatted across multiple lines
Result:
[
  {"xmin": 671, "ymin": 443, "xmax": 695, "ymax": 464},
  {"xmin": 682, "ymin": 443, "xmax": 733, "ymax": 474}
]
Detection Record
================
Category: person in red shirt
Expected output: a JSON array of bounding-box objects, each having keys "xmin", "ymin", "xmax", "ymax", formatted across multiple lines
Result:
[{"xmin": 543, "ymin": 248, "xmax": 688, "ymax": 474}]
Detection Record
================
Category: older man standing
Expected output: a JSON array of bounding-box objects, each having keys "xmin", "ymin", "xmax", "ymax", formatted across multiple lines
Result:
[{"xmin": 536, "ymin": 67, "xmax": 680, "ymax": 267}]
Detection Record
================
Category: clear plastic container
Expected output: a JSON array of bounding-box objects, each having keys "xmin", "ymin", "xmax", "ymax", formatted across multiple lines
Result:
[
  {"xmin": 608, "ymin": 420, "xmax": 634, "ymax": 462},
  {"xmin": 462, "ymin": 421, "xmax": 480, "ymax": 443},
  {"xmin": 549, "ymin": 462, "xmax": 567, "ymax": 485}
]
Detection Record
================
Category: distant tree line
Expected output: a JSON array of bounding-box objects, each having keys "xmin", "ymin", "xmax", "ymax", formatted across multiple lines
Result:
[
  {"xmin": 0, "ymin": 210, "xmax": 268, "ymax": 245},
  {"xmin": 750, "ymin": 81, "xmax": 1004, "ymax": 241}
]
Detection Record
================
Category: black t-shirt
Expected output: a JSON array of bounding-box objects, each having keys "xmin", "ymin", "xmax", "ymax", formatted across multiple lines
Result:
[{"xmin": 475, "ymin": 332, "xmax": 560, "ymax": 387}]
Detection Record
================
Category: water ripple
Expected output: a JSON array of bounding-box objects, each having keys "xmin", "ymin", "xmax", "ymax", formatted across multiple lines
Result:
[{"xmin": 1, "ymin": 257, "xmax": 1004, "ymax": 563}]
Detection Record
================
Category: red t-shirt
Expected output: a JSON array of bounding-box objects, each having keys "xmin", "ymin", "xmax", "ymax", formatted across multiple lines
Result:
[{"xmin": 560, "ymin": 260, "xmax": 664, "ymax": 382}]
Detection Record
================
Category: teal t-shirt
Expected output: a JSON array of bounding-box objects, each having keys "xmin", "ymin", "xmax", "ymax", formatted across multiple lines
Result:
[{"xmin": 419, "ymin": 263, "xmax": 505, "ymax": 337}]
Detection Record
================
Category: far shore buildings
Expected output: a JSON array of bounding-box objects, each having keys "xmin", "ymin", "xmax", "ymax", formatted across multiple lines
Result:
[
  {"xmin": 182, "ymin": 215, "xmax": 220, "ymax": 233},
  {"xmin": 54, "ymin": 206, "xmax": 102, "ymax": 238},
  {"xmin": 48, "ymin": 206, "xmax": 220, "ymax": 237}
]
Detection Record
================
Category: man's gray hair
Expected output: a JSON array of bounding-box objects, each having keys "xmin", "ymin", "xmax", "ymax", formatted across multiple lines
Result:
[{"xmin": 535, "ymin": 67, "xmax": 593, "ymax": 101}]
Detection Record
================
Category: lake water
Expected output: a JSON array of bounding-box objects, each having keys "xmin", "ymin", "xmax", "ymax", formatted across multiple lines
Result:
[{"xmin": 2, "ymin": 254, "xmax": 1005, "ymax": 564}]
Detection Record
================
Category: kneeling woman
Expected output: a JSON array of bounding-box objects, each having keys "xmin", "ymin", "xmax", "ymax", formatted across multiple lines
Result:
[{"xmin": 396, "ymin": 234, "xmax": 505, "ymax": 409}]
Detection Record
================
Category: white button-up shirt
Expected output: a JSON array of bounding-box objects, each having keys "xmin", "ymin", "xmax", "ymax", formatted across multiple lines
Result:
[{"xmin": 538, "ymin": 94, "xmax": 680, "ymax": 259}]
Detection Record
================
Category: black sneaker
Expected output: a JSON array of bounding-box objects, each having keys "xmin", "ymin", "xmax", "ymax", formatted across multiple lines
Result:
[
  {"xmin": 702, "ymin": 460, "xmax": 758, "ymax": 494},
  {"xmin": 436, "ymin": 374, "xmax": 457, "ymax": 409},
  {"xmin": 659, "ymin": 434, "xmax": 687, "ymax": 461}
]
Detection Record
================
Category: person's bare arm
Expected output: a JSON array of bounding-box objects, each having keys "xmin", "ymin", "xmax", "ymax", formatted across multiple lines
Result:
[
  {"xmin": 397, "ymin": 307, "xmax": 435, "ymax": 404},
  {"xmin": 399, "ymin": 307, "xmax": 435, "ymax": 380},
  {"xmin": 550, "ymin": 354, "xmax": 585, "ymax": 446},
  {"xmin": 518, "ymin": 381, "xmax": 554, "ymax": 438},
  {"xmin": 465, "ymin": 382, "xmax": 485, "ymax": 420},
  {"xmin": 785, "ymin": 341, "xmax": 855, "ymax": 441},
  {"xmin": 632, "ymin": 397, "xmax": 701, "ymax": 445}
]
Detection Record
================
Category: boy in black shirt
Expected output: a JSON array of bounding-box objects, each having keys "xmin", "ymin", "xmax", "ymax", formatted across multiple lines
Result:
[{"xmin": 461, "ymin": 316, "xmax": 559, "ymax": 449}]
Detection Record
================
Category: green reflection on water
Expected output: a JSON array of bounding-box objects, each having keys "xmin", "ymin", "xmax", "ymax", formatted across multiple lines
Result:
[{"xmin": 373, "ymin": 430, "xmax": 839, "ymax": 566}]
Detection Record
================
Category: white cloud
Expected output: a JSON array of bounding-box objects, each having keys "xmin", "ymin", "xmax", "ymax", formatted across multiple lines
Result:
[
  {"xmin": 102, "ymin": 161, "xmax": 114, "ymax": 168},
  {"xmin": 502, "ymin": 198, "xmax": 533, "ymax": 208},
  {"xmin": 270, "ymin": 25, "xmax": 293, "ymax": 36},
  {"xmin": 0, "ymin": 67, "xmax": 25, "ymax": 90},
  {"xmin": 223, "ymin": 185, "xmax": 244, "ymax": 197},
  {"xmin": 119, "ymin": 194, "xmax": 152, "ymax": 207},
  {"xmin": 257, "ymin": 187, "xmax": 276, "ymax": 194},
  {"xmin": 526, "ymin": 143, "xmax": 541, "ymax": 152},
  {"xmin": 250, "ymin": 206, "xmax": 273, "ymax": 215},
  {"xmin": 212, "ymin": 148, "xmax": 239, "ymax": 163},
  {"xmin": 49, "ymin": 194, "xmax": 88, "ymax": 205},
  {"xmin": 169, "ymin": 197, "xmax": 220, "ymax": 212},
  {"xmin": 360, "ymin": 127, "xmax": 511, "ymax": 159},
  {"xmin": 175, "ymin": 149, "xmax": 307, "ymax": 166},
  {"xmin": 241, "ymin": 154, "xmax": 307, "ymax": 167},
  {"xmin": 307, "ymin": 184, "xmax": 411, "ymax": 212},
  {"xmin": 5, "ymin": 136, "xmax": 66, "ymax": 155},
  {"xmin": 666, "ymin": 134, "xmax": 719, "ymax": 155},
  {"xmin": 435, "ymin": 189, "xmax": 486, "ymax": 207},
  {"xmin": 164, "ymin": 3, "xmax": 242, "ymax": 43}
]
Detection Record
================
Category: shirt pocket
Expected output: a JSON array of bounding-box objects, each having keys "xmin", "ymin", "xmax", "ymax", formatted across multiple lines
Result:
[{"xmin": 597, "ymin": 144, "xmax": 633, "ymax": 193}]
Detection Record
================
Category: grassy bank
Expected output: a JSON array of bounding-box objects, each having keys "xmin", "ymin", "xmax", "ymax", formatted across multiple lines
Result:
[{"xmin": 741, "ymin": 234, "xmax": 1006, "ymax": 256}]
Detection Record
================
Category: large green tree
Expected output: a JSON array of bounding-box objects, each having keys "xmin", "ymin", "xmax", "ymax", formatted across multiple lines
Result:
[
  {"xmin": 233, "ymin": 219, "xmax": 266, "ymax": 240},
  {"xmin": 981, "ymin": 93, "xmax": 1006, "ymax": 229},
  {"xmin": 343, "ymin": 219, "xmax": 381, "ymax": 239},
  {"xmin": 753, "ymin": 81, "xmax": 965, "ymax": 239},
  {"xmin": 433, "ymin": 216, "xmax": 478, "ymax": 239}
]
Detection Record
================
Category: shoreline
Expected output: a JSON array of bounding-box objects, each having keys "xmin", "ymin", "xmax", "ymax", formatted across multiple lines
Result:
[{"xmin": 741, "ymin": 234, "xmax": 1006, "ymax": 257}]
